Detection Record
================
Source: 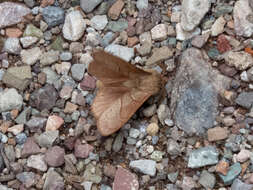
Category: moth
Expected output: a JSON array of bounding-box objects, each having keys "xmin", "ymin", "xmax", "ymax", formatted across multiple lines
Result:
[{"xmin": 88, "ymin": 50, "xmax": 163, "ymax": 136}]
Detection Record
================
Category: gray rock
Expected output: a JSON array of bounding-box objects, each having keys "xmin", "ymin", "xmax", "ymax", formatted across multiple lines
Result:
[
  {"xmin": 167, "ymin": 139, "xmax": 181, "ymax": 157},
  {"xmin": 2, "ymin": 66, "xmax": 32, "ymax": 91},
  {"xmin": 112, "ymin": 132, "xmax": 124, "ymax": 152},
  {"xmin": 83, "ymin": 163, "xmax": 102, "ymax": 183},
  {"xmin": 235, "ymin": 92, "xmax": 253, "ymax": 109},
  {"xmin": 224, "ymin": 51, "xmax": 253, "ymax": 70},
  {"xmin": 42, "ymin": 6, "xmax": 65, "ymax": 27},
  {"xmin": 21, "ymin": 47, "xmax": 42, "ymax": 65},
  {"xmin": 247, "ymin": 67, "xmax": 253, "ymax": 81},
  {"xmin": 130, "ymin": 159, "xmax": 156, "ymax": 176},
  {"xmin": 167, "ymin": 172, "xmax": 178, "ymax": 183},
  {"xmin": 15, "ymin": 107, "xmax": 31, "ymax": 124},
  {"xmin": 0, "ymin": 88, "xmax": 23, "ymax": 112},
  {"xmin": 231, "ymin": 178, "xmax": 253, "ymax": 190},
  {"xmin": 71, "ymin": 64, "xmax": 85, "ymax": 81},
  {"xmin": 16, "ymin": 172, "xmax": 36, "ymax": 188},
  {"xmin": 36, "ymin": 130, "xmax": 59, "ymax": 148},
  {"xmin": 85, "ymin": 32, "xmax": 101, "ymax": 47},
  {"xmin": 105, "ymin": 44, "xmax": 134, "ymax": 62},
  {"xmin": 80, "ymin": 0, "xmax": 103, "ymax": 13},
  {"xmin": 15, "ymin": 133, "xmax": 27, "ymax": 145},
  {"xmin": 63, "ymin": 10, "xmax": 86, "ymax": 41},
  {"xmin": 129, "ymin": 128, "xmax": 140, "ymax": 138},
  {"xmin": 146, "ymin": 46, "xmax": 174, "ymax": 66},
  {"xmin": 90, "ymin": 15, "xmax": 108, "ymax": 30},
  {"xmin": 170, "ymin": 48, "xmax": 230, "ymax": 135},
  {"xmin": 26, "ymin": 117, "xmax": 47, "ymax": 132},
  {"xmin": 234, "ymin": 0, "xmax": 253, "ymax": 37},
  {"xmin": 101, "ymin": 32, "xmax": 115, "ymax": 47},
  {"xmin": 42, "ymin": 67, "xmax": 60, "ymax": 85},
  {"xmin": 3, "ymin": 38, "xmax": 21, "ymax": 55},
  {"xmin": 188, "ymin": 146, "xmax": 219, "ymax": 168},
  {"xmin": 60, "ymin": 51, "xmax": 72, "ymax": 61},
  {"xmin": 143, "ymin": 104, "xmax": 157, "ymax": 117},
  {"xmin": 0, "ymin": 69, "xmax": 4, "ymax": 81},
  {"xmin": 107, "ymin": 18, "xmax": 128, "ymax": 32},
  {"xmin": 181, "ymin": 0, "xmax": 210, "ymax": 31},
  {"xmin": 0, "ymin": 2, "xmax": 31, "ymax": 28},
  {"xmin": 20, "ymin": 36, "xmax": 38, "ymax": 48},
  {"xmin": 24, "ymin": 0, "xmax": 35, "ymax": 8},
  {"xmin": 157, "ymin": 104, "xmax": 170, "ymax": 125},
  {"xmin": 40, "ymin": 50, "xmax": 59, "ymax": 66},
  {"xmin": 176, "ymin": 23, "xmax": 200, "ymax": 41},
  {"xmin": 43, "ymin": 168, "xmax": 64, "ymax": 190},
  {"xmin": 199, "ymin": 170, "xmax": 216, "ymax": 189},
  {"xmin": 136, "ymin": 0, "xmax": 149, "ymax": 10}
]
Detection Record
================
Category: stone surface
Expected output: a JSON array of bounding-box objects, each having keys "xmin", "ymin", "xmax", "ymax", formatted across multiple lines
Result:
[
  {"xmin": 27, "ymin": 154, "xmax": 47, "ymax": 171},
  {"xmin": 71, "ymin": 64, "xmax": 85, "ymax": 81},
  {"xmin": 235, "ymin": 92, "xmax": 253, "ymax": 109},
  {"xmin": 20, "ymin": 36, "xmax": 38, "ymax": 48},
  {"xmin": 188, "ymin": 146, "xmax": 219, "ymax": 168},
  {"xmin": 181, "ymin": 0, "xmax": 210, "ymax": 31},
  {"xmin": 211, "ymin": 16, "xmax": 226, "ymax": 36},
  {"xmin": 129, "ymin": 159, "xmax": 156, "ymax": 176},
  {"xmin": 90, "ymin": 15, "xmax": 108, "ymax": 30},
  {"xmin": 42, "ymin": 6, "xmax": 65, "ymax": 27},
  {"xmin": 108, "ymin": 0, "xmax": 124, "ymax": 20},
  {"xmin": 224, "ymin": 51, "xmax": 253, "ymax": 70},
  {"xmin": 23, "ymin": 24, "xmax": 43, "ymax": 38},
  {"xmin": 21, "ymin": 137, "xmax": 41, "ymax": 158},
  {"xmin": 2, "ymin": 66, "xmax": 32, "ymax": 91},
  {"xmin": 176, "ymin": 23, "xmax": 200, "ymax": 41},
  {"xmin": 80, "ymin": 0, "xmax": 103, "ymax": 13},
  {"xmin": 21, "ymin": 47, "xmax": 42, "ymax": 65},
  {"xmin": 107, "ymin": 18, "xmax": 128, "ymax": 32},
  {"xmin": 105, "ymin": 44, "xmax": 134, "ymax": 62},
  {"xmin": 0, "ymin": 88, "xmax": 23, "ymax": 112},
  {"xmin": 113, "ymin": 167, "xmax": 139, "ymax": 190},
  {"xmin": 234, "ymin": 0, "xmax": 253, "ymax": 37},
  {"xmin": 36, "ymin": 130, "xmax": 59, "ymax": 148},
  {"xmin": 16, "ymin": 172, "xmax": 36, "ymax": 188},
  {"xmin": 199, "ymin": 170, "xmax": 216, "ymax": 189},
  {"xmin": 74, "ymin": 141, "xmax": 94, "ymax": 158},
  {"xmin": 0, "ymin": 2, "xmax": 31, "ymax": 28},
  {"xmin": 46, "ymin": 115, "xmax": 64, "ymax": 131},
  {"xmin": 3, "ymin": 38, "xmax": 21, "ymax": 55},
  {"xmin": 151, "ymin": 24, "xmax": 168, "ymax": 41},
  {"xmin": 43, "ymin": 168, "xmax": 64, "ymax": 190},
  {"xmin": 219, "ymin": 163, "xmax": 242, "ymax": 185},
  {"xmin": 44, "ymin": 146, "xmax": 65, "ymax": 167},
  {"xmin": 207, "ymin": 127, "xmax": 228, "ymax": 141},
  {"xmin": 236, "ymin": 149, "xmax": 251, "ymax": 162},
  {"xmin": 63, "ymin": 10, "xmax": 86, "ymax": 41},
  {"xmin": 40, "ymin": 50, "xmax": 59, "ymax": 66},
  {"xmin": 170, "ymin": 48, "xmax": 230, "ymax": 135},
  {"xmin": 146, "ymin": 46, "xmax": 174, "ymax": 66},
  {"xmin": 231, "ymin": 179, "xmax": 253, "ymax": 190}
]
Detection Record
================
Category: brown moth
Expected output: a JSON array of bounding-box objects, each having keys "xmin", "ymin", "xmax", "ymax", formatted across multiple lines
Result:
[{"xmin": 88, "ymin": 50, "xmax": 163, "ymax": 136}]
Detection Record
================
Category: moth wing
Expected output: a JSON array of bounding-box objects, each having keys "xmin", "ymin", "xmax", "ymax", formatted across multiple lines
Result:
[
  {"xmin": 88, "ymin": 50, "xmax": 150, "ymax": 85},
  {"xmin": 92, "ymin": 87, "xmax": 152, "ymax": 136}
]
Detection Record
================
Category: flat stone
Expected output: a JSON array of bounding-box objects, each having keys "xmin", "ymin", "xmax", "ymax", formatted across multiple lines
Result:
[
  {"xmin": 46, "ymin": 115, "xmax": 64, "ymax": 131},
  {"xmin": 2, "ymin": 66, "xmax": 32, "ymax": 91},
  {"xmin": 113, "ymin": 167, "xmax": 139, "ymax": 190},
  {"xmin": 80, "ymin": 0, "xmax": 103, "ymax": 13},
  {"xmin": 27, "ymin": 154, "xmax": 47, "ymax": 172},
  {"xmin": 90, "ymin": 15, "xmax": 108, "ymax": 31},
  {"xmin": 146, "ymin": 46, "xmax": 174, "ymax": 66},
  {"xmin": 219, "ymin": 163, "xmax": 242, "ymax": 185},
  {"xmin": 21, "ymin": 137, "xmax": 41, "ymax": 158},
  {"xmin": 0, "ymin": 2, "xmax": 31, "ymax": 28},
  {"xmin": 235, "ymin": 92, "xmax": 253, "ymax": 109},
  {"xmin": 63, "ymin": 10, "xmax": 86, "ymax": 41},
  {"xmin": 207, "ymin": 127, "xmax": 228, "ymax": 141},
  {"xmin": 234, "ymin": 0, "xmax": 253, "ymax": 37},
  {"xmin": 45, "ymin": 146, "xmax": 65, "ymax": 167},
  {"xmin": 0, "ymin": 88, "xmax": 23, "ymax": 112},
  {"xmin": 170, "ymin": 48, "xmax": 230, "ymax": 135},
  {"xmin": 129, "ymin": 159, "xmax": 156, "ymax": 176},
  {"xmin": 188, "ymin": 146, "xmax": 219, "ymax": 168},
  {"xmin": 42, "ymin": 6, "xmax": 64, "ymax": 27},
  {"xmin": 105, "ymin": 44, "xmax": 134, "ymax": 62},
  {"xmin": 21, "ymin": 47, "xmax": 42, "ymax": 65},
  {"xmin": 181, "ymin": 0, "xmax": 210, "ymax": 31},
  {"xmin": 3, "ymin": 38, "xmax": 21, "ymax": 55}
]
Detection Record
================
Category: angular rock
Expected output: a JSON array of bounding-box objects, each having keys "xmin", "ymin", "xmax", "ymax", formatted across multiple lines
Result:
[
  {"xmin": 80, "ymin": 0, "xmax": 103, "ymax": 13},
  {"xmin": 21, "ymin": 47, "xmax": 42, "ymax": 65},
  {"xmin": 90, "ymin": 15, "xmax": 108, "ymax": 31},
  {"xmin": 40, "ymin": 50, "xmax": 59, "ymax": 66},
  {"xmin": 45, "ymin": 146, "xmax": 65, "ymax": 167},
  {"xmin": 234, "ymin": 0, "xmax": 253, "ymax": 37},
  {"xmin": 3, "ymin": 38, "xmax": 21, "ymax": 55},
  {"xmin": 113, "ymin": 167, "xmax": 139, "ymax": 190},
  {"xmin": 74, "ymin": 141, "xmax": 94, "ymax": 158},
  {"xmin": 2, "ymin": 66, "xmax": 32, "ymax": 91},
  {"xmin": 0, "ymin": 2, "xmax": 31, "ymax": 28},
  {"xmin": 235, "ymin": 92, "xmax": 253, "ymax": 109},
  {"xmin": 26, "ymin": 117, "xmax": 47, "ymax": 133},
  {"xmin": 20, "ymin": 36, "xmax": 38, "ymax": 48},
  {"xmin": 146, "ymin": 46, "xmax": 174, "ymax": 66},
  {"xmin": 27, "ymin": 154, "xmax": 47, "ymax": 172},
  {"xmin": 224, "ymin": 51, "xmax": 253, "ymax": 71},
  {"xmin": 29, "ymin": 84, "xmax": 58, "ymax": 111},
  {"xmin": 71, "ymin": 64, "xmax": 85, "ymax": 81},
  {"xmin": 108, "ymin": 0, "xmax": 124, "ymax": 20},
  {"xmin": 176, "ymin": 23, "xmax": 200, "ymax": 41},
  {"xmin": 107, "ymin": 18, "xmax": 128, "ymax": 32},
  {"xmin": 105, "ymin": 44, "xmax": 134, "ymax": 62},
  {"xmin": 181, "ymin": 0, "xmax": 210, "ymax": 31},
  {"xmin": 46, "ymin": 115, "xmax": 64, "ymax": 131},
  {"xmin": 42, "ymin": 6, "xmax": 65, "ymax": 27},
  {"xmin": 129, "ymin": 159, "xmax": 156, "ymax": 176},
  {"xmin": 83, "ymin": 163, "xmax": 102, "ymax": 183},
  {"xmin": 231, "ymin": 179, "xmax": 253, "ymax": 190},
  {"xmin": 199, "ymin": 170, "xmax": 216, "ymax": 189},
  {"xmin": 16, "ymin": 172, "xmax": 36, "ymax": 188},
  {"xmin": 23, "ymin": 24, "xmax": 43, "ymax": 38},
  {"xmin": 188, "ymin": 146, "xmax": 219, "ymax": 168},
  {"xmin": 211, "ymin": 16, "xmax": 226, "ymax": 36},
  {"xmin": 151, "ymin": 24, "xmax": 168, "ymax": 41},
  {"xmin": 170, "ymin": 48, "xmax": 230, "ymax": 135},
  {"xmin": 21, "ymin": 138, "xmax": 41, "ymax": 158},
  {"xmin": 219, "ymin": 163, "xmax": 241, "ymax": 185},
  {"xmin": 36, "ymin": 130, "xmax": 59, "ymax": 148},
  {"xmin": 80, "ymin": 74, "xmax": 96, "ymax": 91},
  {"xmin": 0, "ymin": 88, "xmax": 23, "ymax": 112},
  {"xmin": 207, "ymin": 127, "xmax": 228, "ymax": 141},
  {"xmin": 63, "ymin": 10, "xmax": 86, "ymax": 41},
  {"xmin": 43, "ymin": 168, "xmax": 64, "ymax": 190}
]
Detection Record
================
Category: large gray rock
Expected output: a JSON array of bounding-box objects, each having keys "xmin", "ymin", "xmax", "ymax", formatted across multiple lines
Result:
[
  {"xmin": 170, "ymin": 48, "xmax": 230, "ymax": 136},
  {"xmin": 129, "ymin": 159, "xmax": 156, "ymax": 176},
  {"xmin": 181, "ymin": 0, "xmax": 210, "ymax": 31},
  {"xmin": 234, "ymin": 0, "xmax": 253, "ymax": 37},
  {"xmin": 0, "ymin": 88, "xmax": 23, "ymax": 112}
]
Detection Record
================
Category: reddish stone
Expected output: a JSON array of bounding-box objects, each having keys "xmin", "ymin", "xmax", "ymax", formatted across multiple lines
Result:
[
  {"xmin": 44, "ymin": 146, "xmax": 65, "ymax": 167},
  {"xmin": 46, "ymin": 115, "xmax": 64, "ymax": 131},
  {"xmin": 80, "ymin": 74, "xmax": 96, "ymax": 91},
  {"xmin": 74, "ymin": 140, "xmax": 94, "ymax": 158},
  {"xmin": 21, "ymin": 138, "xmax": 41, "ymax": 158},
  {"xmin": 218, "ymin": 64, "xmax": 237, "ymax": 77},
  {"xmin": 41, "ymin": 0, "xmax": 55, "ymax": 7},
  {"xmin": 216, "ymin": 160, "xmax": 229, "ymax": 175},
  {"xmin": 64, "ymin": 102, "xmax": 78, "ymax": 113},
  {"xmin": 64, "ymin": 137, "xmax": 76, "ymax": 150},
  {"xmin": 217, "ymin": 35, "xmax": 231, "ymax": 53},
  {"xmin": 113, "ymin": 167, "xmax": 139, "ymax": 190},
  {"xmin": 6, "ymin": 28, "xmax": 22, "ymax": 38}
]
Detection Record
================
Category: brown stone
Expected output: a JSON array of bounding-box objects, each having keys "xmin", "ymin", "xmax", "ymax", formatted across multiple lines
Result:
[
  {"xmin": 216, "ymin": 160, "xmax": 229, "ymax": 175},
  {"xmin": 64, "ymin": 102, "xmax": 78, "ymax": 113},
  {"xmin": 0, "ymin": 121, "xmax": 12, "ymax": 133},
  {"xmin": 80, "ymin": 74, "xmax": 96, "ymax": 91},
  {"xmin": 113, "ymin": 167, "xmax": 139, "ymax": 190},
  {"xmin": 108, "ymin": 0, "xmax": 124, "ymax": 20},
  {"xmin": 41, "ymin": 0, "xmax": 55, "ymax": 7},
  {"xmin": 104, "ymin": 164, "xmax": 116, "ymax": 178},
  {"xmin": 127, "ymin": 37, "xmax": 139, "ymax": 47},
  {"xmin": 6, "ymin": 28, "xmax": 22, "ymax": 38},
  {"xmin": 207, "ymin": 126, "xmax": 228, "ymax": 141},
  {"xmin": 46, "ymin": 115, "xmax": 64, "ymax": 131},
  {"xmin": 217, "ymin": 35, "xmax": 231, "ymax": 53},
  {"xmin": 38, "ymin": 72, "xmax": 46, "ymax": 85}
]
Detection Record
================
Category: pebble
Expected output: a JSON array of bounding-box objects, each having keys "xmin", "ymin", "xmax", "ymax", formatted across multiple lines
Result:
[
  {"xmin": 235, "ymin": 92, "xmax": 253, "ymax": 109},
  {"xmin": 43, "ymin": 168, "xmax": 64, "ymax": 190},
  {"xmin": 136, "ymin": 0, "xmax": 148, "ymax": 10},
  {"xmin": 113, "ymin": 167, "xmax": 139, "ymax": 190},
  {"xmin": 90, "ymin": 15, "xmax": 108, "ymax": 30},
  {"xmin": 0, "ymin": 2, "xmax": 31, "ymax": 28},
  {"xmin": 36, "ymin": 130, "xmax": 59, "ymax": 148},
  {"xmin": 157, "ymin": 104, "xmax": 170, "ymax": 125},
  {"xmin": 108, "ymin": 0, "xmax": 124, "ymax": 20},
  {"xmin": 3, "ymin": 38, "xmax": 21, "ymax": 55},
  {"xmin": 15, "ymin": 133, "xmax": 27, "ymax": 144},
  {"xmin": 150, "ymin": 151, "xmax": 164, "ymax": 162},
  {"xmin": 146, "ymin": 46, "xmax": 174, "ymax": 66},
  {"xmin": 176, "ymin": 23, "xmax": 200, "ymax": 41},
  {"xmin": 191, "ymin": 33, "xmax": 209, "ymax": 48},
  {"xmin": 42, "ymin": 67, "xmax": 59, "ymax": 84},
  {"xmin": 27, "ymin": 154, "xmax": 47, "ymax": 172},
  {"xmin": 236, "ymin": 149, "xmax": 251, "ymax": 162},
  {"xmin": 143, "ymin": 104, "xmax": 157, "ymax": 117},
  {"xmin": 42, "ymin": 6, "xmax": 65, "ymax": 27},
  {"xmin": 23, "ymin": 24, "xmax": 43, "ymax": 38},
  {"xmin": 74, "ymin": 142, "xmax": 94, "ymax": 158},
  {"xmin": 45, "ymin": 115, "xmax": 64, "ymax": 131},
  {"xmin": 7, "ymin": 124, "xmax": 23, "ymax": 135},
  {"xmin": 129, "ymin": 128, "xmax": 140, "ymax": 138},
  {"xmin": 167, "ymin": 139, "xmax": 181, "ymax": 157},
  {"xmin": 231, "ymin": 179, "xmax": 253, "ymax": 190},
  {"xmin": 105, "ymin": 44, "xmax": 134, "ymax": 62},
  {"xmin": 217, "ymin": 35, "xmax": 231, "ymax": 53},
  {"xmin": 151, "ymin": 24, "xmax": 168, "ymax": 41},
  {"xmin": 0, "ymin": 88, "xmax": 23, "ymax": 112},
  {"xmin": 207, "ymin": 127, "xmax": 228, "ymax": 141},
  {"xmin": 21, "ymin": 47, "xmax": 42, "ymax": 65},
  {"xmin": 40, "ymin": 50, "xmax": 59, "ymax": 66},
  {"xmin": 146, "ymin": 123, "xmax": 159, "ymax": 136},
  {"xmin": 107, "ymin": 18, "xmax": 128, "ymax": 32},
  {"xmin": 16, "ymin": 172, "xmax": 36, "ymax": 188},
  {"xmin": 181, "ymin": 0, "xmax": 210, "ymax": 31},
  {"xmin": 216, "ymin": 160, "xmax": 229, "ymax": 175},
  {"xmin": 83, "ymin": 163, "xmax": 102, "ymax": 183},
  {"xmin": 21, "ymin": 137, "xmax": 41, "ymax": 158},
  {"xmin": 80, "ymin": 0, "xmax": 103, "ymax": 13},
  {"xmin": 181, "ymin": 176, "xmax": 197, "ymax": 190},
  {"xmin": 60, "ymin": 51, "xmax": 72, "ymax": 61},
  {"xmin": 211, "ymin": 16, "xmax": 226, "ymax": 36},
  {"xmin": 63, "ymin": 10, "xmax": 86, "ymax": 41},
  {"xmin": 129, "ymin": 159, "xmax": 156, "ymax": 176},
  {"xmin": 199, "ymin": 170, "xmax": 216, "ymax": 189},
  {"xmin": 45, "ymin": 146, "xmax": 65, "ymax": 167},
  {"xmin": 71, "ymin": 64, "xmax": 86, "ymax": 81},
  {"xmin": 219, "ymin": 163, "xmax": 242, "ymax": 185},
  {"xmin": 188, "ymin": 146, "xmax": 219, "ymax": 168}
]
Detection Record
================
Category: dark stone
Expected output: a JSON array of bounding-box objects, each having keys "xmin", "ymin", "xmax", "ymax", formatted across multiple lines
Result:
[
  {"xmin": 235, "ymin": 92, "xmax": 253, "ymax": 109},
  {"xmin": 42, "ymin": 6, "xmax": 65, "ymax": 27}
]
